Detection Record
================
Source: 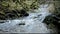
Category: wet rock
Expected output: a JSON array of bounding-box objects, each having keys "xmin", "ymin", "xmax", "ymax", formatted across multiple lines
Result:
[
  {"xmin": 43, "ymin": 14, "xmax": 60, "ymax": 33},
  {"xmin": 18, "ymin": 23, "xmax": 25, "ymax": 25},
  {"xmin": 0, "ymin": 20, "xmax": 7, "ymax": 23},
  {"xmin": 43, "ymin": 14, "xmax": 60, "ymax": 26},
  {"xmin": 38, "ymin": 14, "xmax": 42, "ymax": 17},
  {"xmin": 23, "ymin": 13, "xmax": 29, "ymax": 17},
  {"xmin": 0, "ymin": 21, "xmax": 5, "ymax": 23}
]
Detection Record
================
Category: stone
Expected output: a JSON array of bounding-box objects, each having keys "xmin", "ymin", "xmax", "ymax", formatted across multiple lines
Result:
[
  {"xmin": 18, "ymin": 23, "xmax": 25, "ymax": 25},
  {"xmin": 43, "ymin": 14, "xmax": 60, "ymax": 33},
  {"xmin": 24, "ymin": 13, "xmax": 29, "ymax": 17},
  {"xmin": 0, "ymin": 20, "xmax": 7, "ymax": 23}
]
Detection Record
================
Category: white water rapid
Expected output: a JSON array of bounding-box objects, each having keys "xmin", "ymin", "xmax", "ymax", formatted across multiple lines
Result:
[{"xmin": 0, "ymin": 4, "xmax": 57, "ymax": 33}]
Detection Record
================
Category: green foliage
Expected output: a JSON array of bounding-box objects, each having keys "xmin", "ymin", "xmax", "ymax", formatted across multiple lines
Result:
[
  {"xmin": 0, "ymin": 0, "xmax": 39, "ymax": 11},
  {"xmin": 0, "ymin": 0, "xmax": 39, "ymax": 20}
]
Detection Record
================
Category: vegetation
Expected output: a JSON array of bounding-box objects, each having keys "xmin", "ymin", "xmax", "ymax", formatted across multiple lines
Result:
[{"xmin": 0, "ymin": 0, "xmax": 39, "ymax": 20}]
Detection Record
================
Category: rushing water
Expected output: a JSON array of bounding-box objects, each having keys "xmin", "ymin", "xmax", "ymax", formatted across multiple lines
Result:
[{"xmin": 0, "ymin": 4, "xmax": 57, "ymax": 33}]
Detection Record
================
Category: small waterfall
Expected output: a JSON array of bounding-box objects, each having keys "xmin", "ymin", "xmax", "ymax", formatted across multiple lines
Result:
[{"xmin": 0, "ymin": 4, "xmax": 56, "ymax": 33}]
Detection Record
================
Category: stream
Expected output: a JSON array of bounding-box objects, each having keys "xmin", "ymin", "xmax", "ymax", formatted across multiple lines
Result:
[{"xmin": 0, "ymin": 4, "xmax": 57, "ymax": 33}]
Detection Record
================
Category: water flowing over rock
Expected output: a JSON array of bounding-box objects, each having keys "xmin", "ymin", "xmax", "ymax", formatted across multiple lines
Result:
[{"xmin": 0, "ymin": 4, "xmax": 57, "ymax": 33}]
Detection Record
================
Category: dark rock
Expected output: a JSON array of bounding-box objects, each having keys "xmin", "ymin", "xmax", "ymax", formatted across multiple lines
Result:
[
  {"xmin": 43, "ymin": 14, "xmax": 60, "ymax": 33},
  {"xmin": 38, "ymin": 14, "xmax": 42, "ymax": 16},
  {"xmin": 18, "ymin": 23, "xmax": 25, "ymax": 25},
  {"xmin": 24, "ymin": 13, "xmax": 29, "ymax": 17},
  {"xmin": 0, "ymin": 21, "xmax": 5, "ymax": 23},
  {"xmin": 43, "ymin": 14, "xmax": 60, "ymax": 25},
  {"xmin": 0, "ymin": 20, "xmax": 7, "ymax": 23}
]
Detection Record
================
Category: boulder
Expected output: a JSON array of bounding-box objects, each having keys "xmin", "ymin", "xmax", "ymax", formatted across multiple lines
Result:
[{"xmin": 43, "ymin": 14, "xmax": 60, "ymax": 33}]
